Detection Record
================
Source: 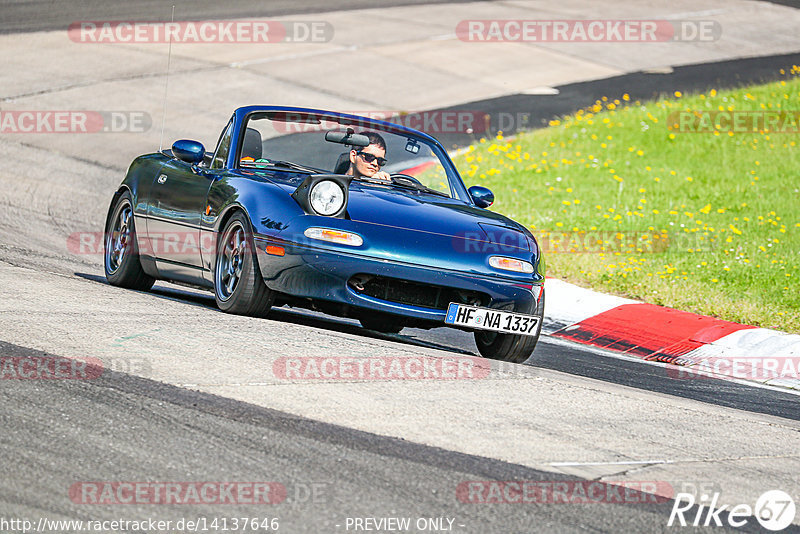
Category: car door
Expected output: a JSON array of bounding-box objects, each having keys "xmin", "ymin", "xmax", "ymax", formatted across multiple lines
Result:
[
  {"xmin": 146, "ymin": 156, "xmax": 214, "ymax": 282},
  {"xmin": 147, "ymin": 119, "xmax": 235, "ymax": 283}
]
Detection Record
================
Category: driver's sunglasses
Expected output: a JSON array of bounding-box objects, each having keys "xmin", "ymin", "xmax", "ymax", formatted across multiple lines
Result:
[{"xmin": 357, "ymin": 151, "xmax": 387, "ymax": 167}]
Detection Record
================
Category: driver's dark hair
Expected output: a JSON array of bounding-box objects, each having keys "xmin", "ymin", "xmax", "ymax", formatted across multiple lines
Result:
[{"xmin": 359, "ymin": 131, "xmax": 387, "ymax": 151}]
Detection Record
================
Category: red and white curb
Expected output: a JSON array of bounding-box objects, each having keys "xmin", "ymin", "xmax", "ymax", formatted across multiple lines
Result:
[{"xmin": 543, "ymin": 279, "xmax": 800, "ymax": 391}]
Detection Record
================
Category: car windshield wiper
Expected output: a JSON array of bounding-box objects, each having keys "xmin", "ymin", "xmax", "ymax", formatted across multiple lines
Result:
[
  {"xmin": 249, "ymin": 160, "xmax": 319, "ymax": 173},
  {"xmin": 386, "ymin": 177, "xmax": 450, "ymax": 198},
  {"xmin": 356, "ymin": 176, "xmax": 450, "ymax": 198},
  {"xmin": 271, "ymin": 160, "xmax": 322, "ymax": 173}
]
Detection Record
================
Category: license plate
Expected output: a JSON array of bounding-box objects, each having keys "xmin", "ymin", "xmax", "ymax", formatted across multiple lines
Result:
[{"xmin": 444, "ymin": 303, "xmax": 540, "ymax": 336}]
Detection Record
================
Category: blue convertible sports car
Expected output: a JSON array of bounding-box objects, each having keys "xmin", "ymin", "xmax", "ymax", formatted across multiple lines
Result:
[{"xmin": 104, "ymin": 106, "xmax": 545, "ymax": 362}]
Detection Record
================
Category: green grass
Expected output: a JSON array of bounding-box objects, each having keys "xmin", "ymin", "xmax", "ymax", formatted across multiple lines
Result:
[{"xmin": 454, "ymin": 66, "xmax": 800, "ymax": 332}]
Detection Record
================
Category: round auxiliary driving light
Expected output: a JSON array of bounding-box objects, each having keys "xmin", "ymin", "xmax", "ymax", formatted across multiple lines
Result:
[{"xmin": 309, "ymin": 180, "xmax": 345, "ymax": 216}]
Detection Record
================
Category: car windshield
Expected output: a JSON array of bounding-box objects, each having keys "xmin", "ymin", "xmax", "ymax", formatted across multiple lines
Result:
[{"xmin": 239, "ymin": 111, "xmax": 468, "ymax": 200}]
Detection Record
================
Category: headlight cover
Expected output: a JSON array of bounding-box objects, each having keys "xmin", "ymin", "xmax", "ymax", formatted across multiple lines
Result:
[
  {"xmin": 291, "ymin": 174, "xmax": 353, "ymax": 219},
  {"xmin": 309, "ymin": 180, "xmax": 345, "ymax": 216},
  {"xmin": 304, "ymin": 227, "xmax": 363, "ymax": 246},
  {"xmin": 489, "ymin": 256, "xmax": 534, "ymax": 274}
]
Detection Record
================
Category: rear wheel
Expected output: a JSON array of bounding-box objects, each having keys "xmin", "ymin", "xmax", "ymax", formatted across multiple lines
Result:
[
  {"xmin": 474, "ymin": 289, "xmax": 545, "ymax": 363},
  {"xmin": 104, "ymin": 191, "xmax": 155, "ymax": 291},
  {"xmin": 214, "ymin": 212, "xmax": 274, "ymax": 317}
]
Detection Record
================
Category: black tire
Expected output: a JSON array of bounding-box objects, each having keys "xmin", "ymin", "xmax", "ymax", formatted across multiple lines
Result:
[
  {"xmin": 214, "ymin": 211, "xmax": 274, "ymax": 317},
  {"xmin": 359, "ymin": 313, "xmax": 404, "ymax": 334},
  {"xmin": 104, "ymin": 191, "xmax": 155, "ymax": 291},
  {"xmin": 474, "ymin": 289, "xmax": 545, "ymax": 363}
]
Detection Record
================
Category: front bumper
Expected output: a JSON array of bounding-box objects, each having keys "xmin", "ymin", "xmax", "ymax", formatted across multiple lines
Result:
[{"xmin": 253, "ymin": 236, "xmax": 542, "ymax": 322}]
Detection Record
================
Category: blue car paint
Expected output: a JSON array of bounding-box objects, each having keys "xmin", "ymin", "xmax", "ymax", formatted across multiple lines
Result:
[{"xmin": 114, "ymin": 106, "xmax": 544, "ymax": 325}]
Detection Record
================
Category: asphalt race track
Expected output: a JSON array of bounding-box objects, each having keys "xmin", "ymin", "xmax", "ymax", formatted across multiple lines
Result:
[
  {"xmin": 3, "ymin": 338, "xmax": 786, "ymax": 534},
  {"xmin": 1, "ymin": 1, "xmax": 799, "ymax": 533}
]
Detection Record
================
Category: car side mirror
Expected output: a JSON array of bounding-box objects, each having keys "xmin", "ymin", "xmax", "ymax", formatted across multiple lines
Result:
[
  {"xmin": 172, "ymin": 139, "xmax": 205, "ymax": 164},
  {"xmin": 469, "ymin": 186, "xmax": 494, "ymax": 208}
]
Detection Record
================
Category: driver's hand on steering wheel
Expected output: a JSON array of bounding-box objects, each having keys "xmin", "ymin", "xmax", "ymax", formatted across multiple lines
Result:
[{"xmin": 372, "ymin": 171, "xmax": 391, "ymax": 182}]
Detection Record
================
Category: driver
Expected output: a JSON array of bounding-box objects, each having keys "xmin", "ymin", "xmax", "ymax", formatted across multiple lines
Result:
[{"xmin": 347, "ymin": 131, "xmax": 391, "ymax": 182}]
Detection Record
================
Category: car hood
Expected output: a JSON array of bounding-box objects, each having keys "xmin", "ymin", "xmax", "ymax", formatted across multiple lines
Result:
[
  {"xmin": 268, "ymin": 175, "xmax": 531, "ymax": 251},
  {"xmin": 346, "ymin": 184, "xmax": 529, "ymax": 250}
]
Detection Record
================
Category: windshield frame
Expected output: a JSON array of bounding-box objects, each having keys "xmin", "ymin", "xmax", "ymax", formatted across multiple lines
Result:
[{"xmin": 230, "ymin": 106, "xmax": 472, "ymax": 203}]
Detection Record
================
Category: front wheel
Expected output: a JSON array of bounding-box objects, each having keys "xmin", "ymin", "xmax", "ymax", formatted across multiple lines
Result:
[
  {"xmin": 104, "ymin": 191, "xmax": 155, "ymax": 291},
  {"xmin": 474, "ymin": 289, "xmax": 545, "ymax": 363},
  {"xmin": 214, "ymin": 212, "xmax": 274, "ymax": 317}
]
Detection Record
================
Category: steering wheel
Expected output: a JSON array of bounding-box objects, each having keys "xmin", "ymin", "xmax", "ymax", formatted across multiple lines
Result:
[{"xmin": 390, "ymin": 173, "xmax": 423, "ymax": 186}]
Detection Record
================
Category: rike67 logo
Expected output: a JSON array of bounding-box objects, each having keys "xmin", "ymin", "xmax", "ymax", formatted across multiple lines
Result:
[{"xmin": 668, "ymin": 490, "xmax": 796, "ymax": 531}]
